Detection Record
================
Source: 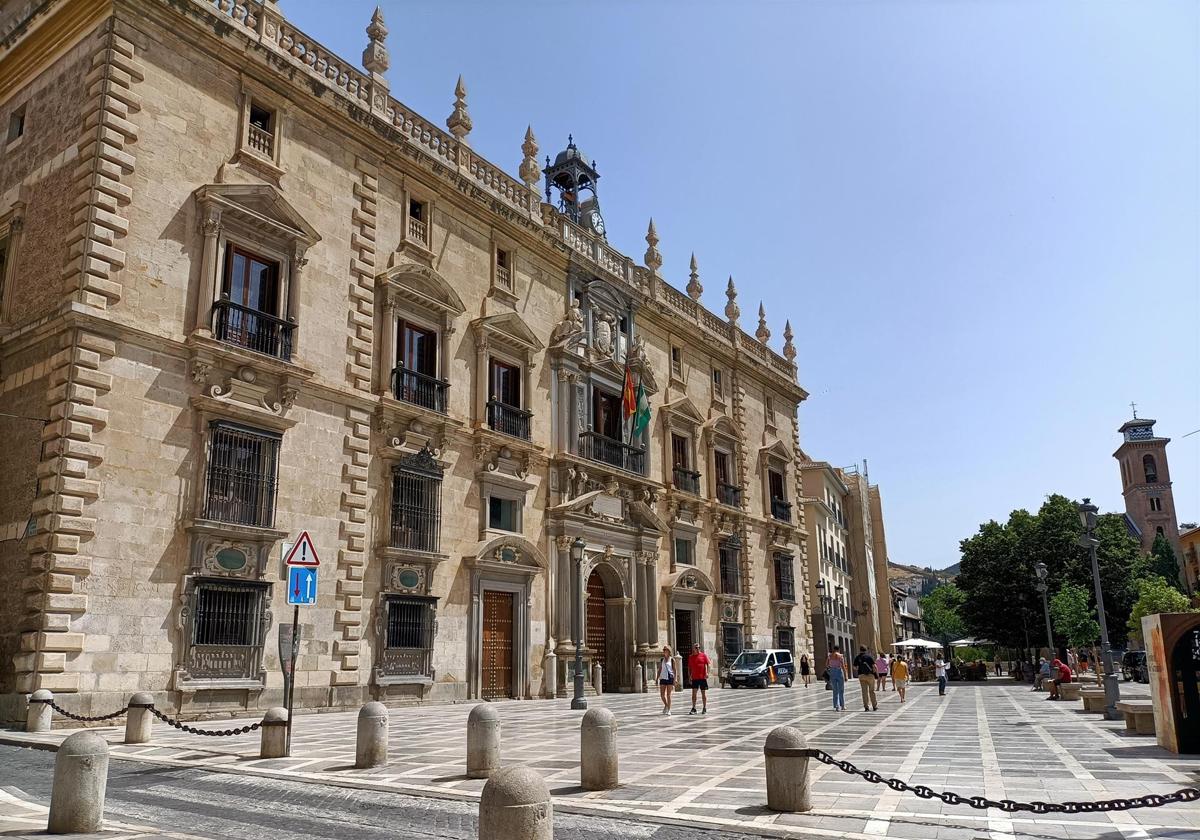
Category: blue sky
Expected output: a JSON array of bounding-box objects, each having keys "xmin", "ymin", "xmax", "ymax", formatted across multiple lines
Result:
[{"xmin": 285, "ymin": 1, "xmax": 1199, "ymax": 569}]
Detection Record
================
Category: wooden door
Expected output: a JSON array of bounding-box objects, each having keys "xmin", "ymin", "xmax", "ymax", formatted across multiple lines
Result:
[
  {"xmin": 586, "ymin": 570, "xmax": 607, "ymax": 688},
  {"xmin": 675, "ymin": 609, "xmax": 694, "ymax": 688},
  {"xmin": 482, "ymin": 590, "xmax": 514, "ymax": 700}
]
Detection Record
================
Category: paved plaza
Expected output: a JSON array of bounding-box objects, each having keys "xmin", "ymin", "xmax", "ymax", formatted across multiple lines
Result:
[{"xmin": 3, "ymin": 680, "xmax": 1198, "ymax": 839}]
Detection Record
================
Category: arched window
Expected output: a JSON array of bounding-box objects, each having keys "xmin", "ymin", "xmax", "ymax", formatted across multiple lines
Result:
[{"xmin": 1143, "ymin": 454, "xmax": 1158, "ymax": 483}]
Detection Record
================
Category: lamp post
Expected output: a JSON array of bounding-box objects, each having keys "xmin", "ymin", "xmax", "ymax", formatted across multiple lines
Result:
[
  {"xmin": 814, "ymin": 581, "xmax": 826, "ymax": 661},
  {"xmin": 1078, "ymin": 499, "xmax": 1121, "ymax": 720},
  {"xmin": 570, "ymin": 536, "xmax": 588, "ymax": 711},
  {"xmin": 1034, "ymin": 561, "xmax": 1054, "ymax": 663}
]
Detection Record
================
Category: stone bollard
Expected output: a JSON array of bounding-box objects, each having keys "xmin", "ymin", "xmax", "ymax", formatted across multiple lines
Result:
[
  {"xmin": 26, "ymin": 689, "xmax": 53, "ymax": 733},
  {"xmin": 124, "ymin": 692, "xmax": 154, "ymax": 745},
  {"xmin": 479, "ymin": 766, "xmax": 552, "ymax": 840},
  {"xmin": 634, "ymin": 663, "xmax": 644, "ymax": 694},
  {"xmin": 467, "ymin": 704, "xmax": 501, "ymax": 779},
  {"xmin": 580, "ymin": 706, "xmax": 618, "ymax": 791},
  {"xmin": 259, "ymin": 707, "xmax": 288, "ymax": 759},
  {"xmin": 591, "ymin": 662, "xmax": 603, "ymax": 694},
  {"xmin": 47, "ymin": 730, "xmax": 109, "ymax": 834},
  {"xmin": 355, "ymin": 702, "xmax": 388, "ymax": 769},
  {"xmin": 764, "ymin": 725, "xmax": 813, "ymax": 813},
  {"xmin": 672, "ymin": 655, "xmax": 683, "ymax": 690}
]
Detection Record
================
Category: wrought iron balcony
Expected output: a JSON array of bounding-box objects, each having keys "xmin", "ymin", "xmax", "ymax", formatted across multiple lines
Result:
[
  {"xmin": 771, "ymin": 497, "xmax": 793, "ymax": 523},
  {"xmin": 579, "ymin": 431, "xmax": 646, "ymax": 475},
  {"xmin": 487, "ymin": 399, "xmax": 532, "ymax": 441},
  {"xmin": 717, "ymin": 482, "xmax": 742, "ymax": 507},
  {"xmin": 672, "ymin": 467, "xmax": 700, "ymax": 495},
  {"xmin": 212, "ymin": 298, "xmax": 294, "ymax": 361},
  {"xmin": 391, "ymin": 367, "xmax": 449, "ymax": 414}
]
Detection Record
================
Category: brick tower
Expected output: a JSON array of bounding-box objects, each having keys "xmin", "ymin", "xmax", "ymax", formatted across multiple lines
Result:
[{"xmin": 1114, "ymin": 414, "xmax": 1181, "ymax": 556}]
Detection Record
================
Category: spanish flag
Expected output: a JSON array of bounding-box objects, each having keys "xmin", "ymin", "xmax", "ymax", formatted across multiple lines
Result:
[{"xmin": 621, "ymin": 367, "xmax": 636, "ymax": 427}]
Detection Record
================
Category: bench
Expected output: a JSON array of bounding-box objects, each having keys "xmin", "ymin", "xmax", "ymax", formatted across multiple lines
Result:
[
  {"xmin": 1115, "ymin": 701, "xmax": 1156, "ymax": 736},
  {"xmin": 1058, "ymin": 682, "xmax": 1083, "ymax": 702},
  {"xmin": 1080, "ymin": 689, "xmax": 1107, "ymax": 713}
]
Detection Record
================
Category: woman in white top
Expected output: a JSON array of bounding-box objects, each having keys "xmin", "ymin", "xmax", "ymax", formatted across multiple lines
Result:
[{"xmin": 658, "ymin": 645, "xmax": 676, "ymax": 715}]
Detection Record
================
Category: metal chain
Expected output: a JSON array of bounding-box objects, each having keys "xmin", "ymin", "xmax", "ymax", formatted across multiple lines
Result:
[
  {"xmin": 45, "ymin": 699, "xmax": 129, "ymax": 723},
  {"xmin": 147, "ymin": 706, "xmax": 262, "ymax": 737},
  {"xmin": 810, "ymin": 750, "xmax": 1200, "ymax": 812}
]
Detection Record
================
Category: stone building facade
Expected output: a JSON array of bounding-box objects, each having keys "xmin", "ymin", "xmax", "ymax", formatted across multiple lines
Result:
[
  {"xmin": 0, "ymin": 0, "xmax": 814, "ymax": 718},
  {"xmin": 1113, "ymin": 416, "xmax": 1184, "ymax": 580}
]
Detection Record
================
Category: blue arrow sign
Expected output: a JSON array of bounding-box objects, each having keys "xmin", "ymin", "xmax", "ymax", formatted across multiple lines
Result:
[{"xmin": 287, "ymin": 566, "xmax": 317, "ymax": 606}]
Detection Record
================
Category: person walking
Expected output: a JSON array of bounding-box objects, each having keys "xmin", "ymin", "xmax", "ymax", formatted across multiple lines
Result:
[
  {"xmin": 826, "ymin": 646, "xmax": 848, "ymax": 711},
  {"xmin": 993, "ymin": 655, "xmax": 1002, "ymax": 677},
  {"xmin": 934, "ymin": 654, "xmax": 948, "ymax": 696},
  {"xmin": 875, "ymin": 651, "xmax": 890, "ymax": 691},
  {"xmin": 657, "ymin": 645, "xmax": 676, "ymax": 715},
  {"xmin": 687, "ymin": 642, "xmax": 710, "ymax": 715},
  {"xmin": 800, "ymin": 654, "xmax": 812, "ymax": 687},
  {"xmin": 853, "ymin": 646, "xmax": 878, "ymax": 711},
  {"xmin": 891, "ymin": 655, "xmax": 910, "ymax": 702}
]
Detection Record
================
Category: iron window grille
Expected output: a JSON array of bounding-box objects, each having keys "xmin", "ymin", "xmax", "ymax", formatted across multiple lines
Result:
[
  {"xmin": 202, "ymin": 423, "xmax": 281, "ymax": 528},
  {"xmin": 774, "ymin": 553, "xmax": 796, "ymax": 602},
  {"xmin": 390, "ymin": 446, "xmax": 443, "ymax": 553},
  {"xmin": 193, "ymin": 580, "xmax": 264, "ymax": 647},
  {"xmin": 719, "ymin": 541, "xmax": 741, "ymax": 595},
  {"xmin": 381, "ymin": 595, "xmax": 435, "ymax": 677},
  {"xmin": 721, "ymin": 622, "xmax": 743, "ymax": 658},
  {"xmin": 777, "ymin": 626, "xmax": 795, "ymax": 652}
]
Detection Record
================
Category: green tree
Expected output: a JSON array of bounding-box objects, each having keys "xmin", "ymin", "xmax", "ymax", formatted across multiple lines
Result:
[
  {"xmin": 1087, "ymin": 514, "xmax": 1146, "ymax": 649},
  {"xmin": 957, "ymin": 514, "xmax": 1040, "ymax": 649},
  {"xmin": 1049, "ymin": 583, "xmax": 1099, "ymax": 648},
  {"xmin": 920, "ymin": 583, "xmax": 966, "ymax": 646},
  {"xmin": 1148, "ymin": 533, "xmax": 1184, "ymax": 592},
  {"xmin": 1127, "ymin": 576, "xmax": 1194, "ymax": 641}
]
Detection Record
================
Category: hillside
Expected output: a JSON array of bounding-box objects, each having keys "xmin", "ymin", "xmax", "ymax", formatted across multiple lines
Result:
[{"xmin": 888, "ymin": 561, "xmax": 956, "ymax": 595}]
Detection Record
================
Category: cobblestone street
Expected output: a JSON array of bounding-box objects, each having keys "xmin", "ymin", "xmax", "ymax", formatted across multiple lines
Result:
[{"xmin": 4, "ymin": 680, "xmax": 1197, "ymax": 839}]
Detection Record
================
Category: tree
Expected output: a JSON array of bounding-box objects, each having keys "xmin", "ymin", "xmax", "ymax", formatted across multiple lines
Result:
[
  {"xmin": 1149, "ymin": 533, "xmax": 1184, "ymax": 592},
  {"xmin": 1049, "ymin": 583, "xmax": 1099, "ymax": 648},
  {"xmin": 920, "ymin": 583, "xmax": 966, "ymax": 646},
  {"xmin": 957, "ymin": 518, "xmax": 1036, "ymax": 649},
  {"xmin": 1127, "ymin": 576, "xmax": 1194, "ymax": 641},
  {"xmin": 1088, "ymin": 514, "xmax": 1146, "ymax": 649}
]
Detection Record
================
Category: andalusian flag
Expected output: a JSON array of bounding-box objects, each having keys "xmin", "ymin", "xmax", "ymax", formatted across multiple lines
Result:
[{"xmin": 632, "ymin": 379, "xmax": 651, "ymax": 438}]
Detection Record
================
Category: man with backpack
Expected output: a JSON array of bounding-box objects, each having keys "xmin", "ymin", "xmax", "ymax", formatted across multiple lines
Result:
[{"xmin": 853, "ymin": 645, "xmax": 878, "ymax": 711}]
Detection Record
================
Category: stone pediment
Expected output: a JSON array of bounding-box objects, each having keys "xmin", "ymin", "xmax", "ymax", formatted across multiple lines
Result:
[
  {"xmin": 665, "ymin": 567, "xmax": 715, "ymax": 595},
  {"xmin": 703, "ymin": 413, "xmax": 740, "ymax": 444},
  {"xmin": 551, "ymin": 489, "xmax": 625, "ymax": 524},
  {"xmin": 662, "ymin": 396, "xmax": 705, "ymax": 427},
  {"xmin": 381, "ymin": 260, "xmax": 465, "ymax": 315},
  {"xmin": 195, "ymin": 183, "xmax": 319, "ymax": 248},
  {"xmin": 472, "ymin": 311, "xmax": 543, "ymax": 354},
  {"xmin": 760, "ymin": 439, "xmax": 791, "ymax": 463},
  {"xmin": 470, "ymin": 535, "xmax": 547, "ymax": 571},
  {"xmin": 629, "ymin": 499, "xmax": 666, "ymax": 533}
]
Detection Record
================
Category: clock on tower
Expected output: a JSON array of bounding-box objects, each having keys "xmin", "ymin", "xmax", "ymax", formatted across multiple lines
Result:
[{"xmin": 544, "ymin": 135, "xmax": 606, "ymax": 239}]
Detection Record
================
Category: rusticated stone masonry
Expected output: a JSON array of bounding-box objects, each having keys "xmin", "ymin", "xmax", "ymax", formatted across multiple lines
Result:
[
  {"xmin": 331, "ymin": 157, "xmax": 380, "ymax": 685},
  {"xmin": 729, "ymin": 368, "xmax": 756, "ymax": 640},
  {"xmin": 63, "ymin": 22, "xmax": 143, "ymax": 311},
  {"xmin": 16, "ymin": 330, "xmax": 115, "ymax": 694}
]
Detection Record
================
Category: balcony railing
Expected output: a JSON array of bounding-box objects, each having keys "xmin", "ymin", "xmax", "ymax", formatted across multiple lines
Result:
[
  {"xmin": 247, "ymin": 124, "xmax": 274, "ymax": 157},
  {"xmin": 408, "ymin": 216, "xmax": 428, "ymax": 244},
  {"xmin": 212, "ymin": 298, "xmax": 294, "ymax": 361},
  {"xmin": 392, "ymin": 367, "xmax": 449, "ymax": 413},
  {"xmin": 717, "ymin": 482, "xmax": 742, "ymax": 507},
  {"xmin": 672, "ymin": 467, "xmax": 700, "ymax": 495},
  {"xmin": 771, "ymin": 498, "xmax": 793, "ymax": 523},
  {"xmin": 487, "ymin": 400, "xmax": 531, "ymax": 441},
  {"xmin": 579, "ymin": 431, "xmax": 646, "ymax": 475},
  {"xmin": 495, "ymin": 265, "xmax": 512, "ymax": 291}
]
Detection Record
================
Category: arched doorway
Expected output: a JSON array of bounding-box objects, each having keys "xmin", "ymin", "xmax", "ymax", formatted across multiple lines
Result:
[{"xmin": 586, "ymin": 569, "xmax": 610, "ymax": 688}]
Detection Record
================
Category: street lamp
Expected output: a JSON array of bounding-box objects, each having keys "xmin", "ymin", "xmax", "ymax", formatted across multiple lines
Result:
[
  {"xmin": 1034, "ymin": 560, "xmax": 1054, "ymax": 669},
  {"xmin": 1078, "ymin": 498, "xmax": 1121, "ymax": 720},
  {"xmin": 570, "ymin": 536, "xmax": 588, "ymax": 711},
  {"xmin": 814, "ymin": 581, "xmax": 826, "ymax": 660}
]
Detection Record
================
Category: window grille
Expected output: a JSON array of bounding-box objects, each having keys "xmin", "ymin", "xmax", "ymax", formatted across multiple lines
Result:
[
  {"xmin": 721, "ymin": 622, "xmax": 743, "ymax": 658},
  {"xmin": 390, "ymin": 447, "xmax": 443, "ymax": 553},
  {"xmin": 193, "ymin": 581, "xmax": 263, "ymax": 646},
  {"xmin": 774, "ymin": 553, "xmax": 796, "ymax": 602},
  {"xmin": 203, "ymin": 423, "xmax": 280, "ymax": 527},
  {"xmin": 381, "ymin": 595, "xmax": 435, "ymax": 677},
  {"xmin": 719, "ymin": 541, "xmax": 741, "ymax": 595}
]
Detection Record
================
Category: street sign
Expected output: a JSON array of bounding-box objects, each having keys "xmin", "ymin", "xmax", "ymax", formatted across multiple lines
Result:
[
  {"xmin": 283, "ymin": 530, "xmax": 320, "ymax": 567},
  {"xmin": 287, "ymin": 565, "xmax": 318, "ymax": 606}
]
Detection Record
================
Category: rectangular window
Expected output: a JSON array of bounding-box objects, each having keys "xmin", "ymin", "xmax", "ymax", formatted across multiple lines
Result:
[
  {"xmin": 712, "ymin": 367, "xmax": 723, "ymax": 398},
  {"xmin": 719, "ymin": 541, "xmax": 740, "ymax": 594},
  {"xmin": 774, "ymin": 553, "xmax": 796, "ymax": 602},
  {"xmin": 487, "ymin": 358, "xmax": 530, "ymax": 439},
  {"xmin": 714, "ymin": 450, "xmax": 731, "ymax": 486},
  {"xmin": 592, "ymin": 387, "xmax": 623, "ymax": 440},
  {"xmin": 7, "ymin": 104, "xmax": 25, "ymax": 144},
  {"xmin": 1150, "ymin": 497, "xmax": 1162, "ymax": 512},
  {"xmin": 215, "ymin": 245, "xmax": 290, "ymax": 359},
  {"xmin": 193, "ymin": 581, "xmax": 264, "ymax": 647},
  {"xmin": 488, "ymin": 496, "xmax": 520, "ymax": 532},
  {"xmin": 670, "ymin": 346, "xmax": 682, "ymax": 378},
  {"xmin": 768, "ymin": 470, "xmax": 786, "ymax": 502},
  {"xmin": 495, "ymin": 248, "xmax": 513, "ymax": 291},
  {"xmin": 776, "ymin": 627, "xmax": 795, "ymax": 653},
  {"xmin": 674, "ymin": 537, "xmax": 694, "ymax": 566},
  {"xmin": 247, "ymin": 102, "xmax": 274, "ymax": 157},
  {"xmin": 391, "ymin": 464, "xmax": 442, "ymax": 553},
  {"xmin": 671, "ymin": 434, "xmax": 690, "ymax": 469},
  {"xmin": 489, "ymin": 358, "xmax": 521, "ymax": 408},
  {"xmin": 381, "ymin": 595, "xmax": 435, "ymax": 677},
  {"xmin": 721, "ymin": 622, "xmax": 743, "ymax": 658},
  {"xmin": 393, "ymin": 320, "xmax": 446, "ymax": 412},
  {"xmin": 408, "ymin": 198, "xmax": 428, "ymax": 244},
  {"xmin": 202, "ymin": 423, "xmax": 280, "ymax": 528}
]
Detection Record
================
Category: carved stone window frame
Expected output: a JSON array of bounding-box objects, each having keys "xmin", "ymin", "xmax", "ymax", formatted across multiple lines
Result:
[
  {"xmin": 233, "ymin": 78, "xmax": 287, "ymax": 179},
  {"xmin": 373, "ymin": 592, "xmax": 438, "ymax": 686},
  {"xmin": 0, "ymin": 198, "xmax": 23, "ymax": 326},
  {"xmin": 489, "ymin": 228, "xmax": 519, "ymax": 305},
  {"xmin": 661, "ymin": 398, "xmax": 704, "ymax": 495},
  {"xmin": 470, "ymin": 312, "xmax": 542, "ymax": 437},
  {"xmin": 400, "ymin": 177, "xmax": 437, "ymax": 257},
  {"xmin": 760, "ymin": 440, "xmax": 792, "ymax": 519},
  {"xmin": 704, "ymin": 416, "xmax": 742, "ymax": 509},
  {"xmin": 377, "ymin": 262, "xmax": 465, "ymax": 400},
  {"xmin": 478, "ymin": 470, "xmax": 533, "ymax": 541},
  {"xmin": 174, "ymin": 574, "xmax": 272, "ymax": 693}
]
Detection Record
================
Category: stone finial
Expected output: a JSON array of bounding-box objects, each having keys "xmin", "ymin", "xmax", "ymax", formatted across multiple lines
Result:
[
  {"xmin": 447, "ymin": 75, "xmax": 473, "ymax": 143},
  {"xmin": 724, "ymin": 276, "xmax": 740, "ymax": 324},
  {"xmin": 686, "ymin": 253, "xmax": 702, "ymax": 301},
  {"xmin": 783, "ymin": 320, "xmax": 796, "ymax": 362},
  {"xmin": 756, "ymin": 301, "xmax": 771, "ymax": 343},
  {"xmin": 362, "ymin": 6, "xmax": 389, "ymax": 77},
  {"xmin": 643, "ymin": 218, "xmax": 662, "ymax": 274},
  {"xmin": 519, "ymin": 125, "xmax": 541, "ymax": 189}
]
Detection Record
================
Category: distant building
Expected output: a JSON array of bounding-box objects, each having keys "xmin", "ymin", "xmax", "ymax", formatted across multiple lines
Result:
[
  {"xmin": 891, "ymin": 585, "xmax": 924, "ymax": 641},
  {"xmin": 1113, "ymin": 415, "xmax": 1184, "ymax": 587},
  {"xmin": 1178, "ymin": 524, "xmax": 1200, "ymax": 595}
]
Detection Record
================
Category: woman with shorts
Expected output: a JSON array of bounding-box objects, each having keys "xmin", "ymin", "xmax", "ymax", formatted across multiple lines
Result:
[
  {"xmin": 657, "ymin": 645, "xmax": 676, "ymax": 715},
  {"xmin": 891, "ymin": 655, "xmax": 910, "ymax": 702}
]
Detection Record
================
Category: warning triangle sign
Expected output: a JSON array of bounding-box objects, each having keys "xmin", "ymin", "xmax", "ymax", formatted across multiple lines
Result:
[{"xmin": 283, "ymin": 530, "xmax": 320, "ymax": 567}]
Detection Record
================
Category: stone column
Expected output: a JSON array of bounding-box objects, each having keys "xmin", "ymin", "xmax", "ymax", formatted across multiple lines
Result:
[
  {"xmin": 379, "ymin": 297, "xmax": 395, "ymax": 395},
  {"xmin": 474, "ymin": 332, "xmax": 488, "ymax": 426},
  {"xmin": 554, "ymin": 536, "xmax": 572, "ymax": 649},
  {"xmin": 286, "ymin": 247, "xmax": 306, "ymax": 355},
  {"xmin": 195, "ymin": 207, "xmax": 221, "ymax": 334}
]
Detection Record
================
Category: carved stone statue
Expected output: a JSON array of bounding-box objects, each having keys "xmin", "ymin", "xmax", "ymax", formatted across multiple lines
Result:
[
  {"xmin": 592, "ymin": 312, "xmax": 615, "ymax": 358},
  {"xmin": 550, "ymin": 300, "xmax": 585, "ymax": 348},
  {"xmin": 627, "ymin": 334, "xmax": 648, "ymax": 366}
]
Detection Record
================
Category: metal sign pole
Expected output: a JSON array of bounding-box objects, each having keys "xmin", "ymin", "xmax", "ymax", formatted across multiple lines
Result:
[{"xmin": 285, "ymin": 604, "xmax": 299, "ymax": 755}]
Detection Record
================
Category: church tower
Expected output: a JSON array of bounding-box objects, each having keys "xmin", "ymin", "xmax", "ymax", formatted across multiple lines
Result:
[{"xmin": 1114, "ymin": 411, "xmax": 1181, "ymax": 556}]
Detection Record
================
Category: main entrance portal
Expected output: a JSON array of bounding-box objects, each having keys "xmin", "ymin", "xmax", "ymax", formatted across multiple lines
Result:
[
  {"xmin": 482, "ymin": 590, "xmax": 514, "ymax": 699},
  {"xmin": 675, "ymin": 608, "xmax": 694, "ymax": 688}
]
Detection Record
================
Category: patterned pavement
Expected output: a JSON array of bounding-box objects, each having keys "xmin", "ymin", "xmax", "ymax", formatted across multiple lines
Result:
[{"xmin": 4, "ymin": 679, "xmax": 1198, "ymax": 840}]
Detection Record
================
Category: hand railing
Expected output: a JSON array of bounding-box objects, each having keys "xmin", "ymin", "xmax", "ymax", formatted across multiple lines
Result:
[
  {"xmin": 672, "ymin": 467, "xmax": 701, "ymax": 495},
  {"xmin": 391, "ymin": 366, "xmax": 448, "ymax": 413},
  {"xmin": 717, "ymin": 482, "xmax": 742, "ymax": 507},
  {"xmin": 771, "ymin": 498, "xmax": 793, "ymax": 523},
  {"xmin": 487, "ymin": 400, "xmax": 532, "ymax": 440},
  {"xmin": 212, "ymin": 297, "xmax": 294, "ymax": 361},
  {"xmin": 579, "ymin": 431, "xmax": 646, "ymax": 475}
]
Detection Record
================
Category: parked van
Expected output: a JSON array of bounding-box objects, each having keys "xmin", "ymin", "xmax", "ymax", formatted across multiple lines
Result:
[{"xmin": 726, "ymin": 648, "xmax": 795, "ymax": 688}]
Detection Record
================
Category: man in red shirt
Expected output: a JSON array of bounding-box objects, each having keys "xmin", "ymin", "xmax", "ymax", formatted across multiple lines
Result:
[
  {"xmin": 1048, "ymin": 658, "xmax": 1073, "ymax": 700},
  {"xmin": 688, "ymin": 643, "xmax": 711, "ymax": 715}
]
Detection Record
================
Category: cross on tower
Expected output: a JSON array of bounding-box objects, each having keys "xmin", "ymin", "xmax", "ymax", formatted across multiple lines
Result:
[{"xmin": 1130, "ymin": 401, "xmax": 1138, "ymax": 419}]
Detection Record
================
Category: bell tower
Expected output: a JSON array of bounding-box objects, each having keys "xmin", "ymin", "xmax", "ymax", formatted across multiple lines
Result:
[
  {"xmin": 1114, "ymin": 411, "xmax": 1180, "ymax": 555},
  {"xmin": 544, "ymin": 135, "xmax": 606, "ymax": 238}
]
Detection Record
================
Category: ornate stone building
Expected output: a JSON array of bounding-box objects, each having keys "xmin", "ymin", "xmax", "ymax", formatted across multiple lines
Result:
[{"xmin": 0, "ymin": 0, "xmax": 813, "ymax": 718}]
